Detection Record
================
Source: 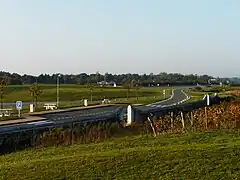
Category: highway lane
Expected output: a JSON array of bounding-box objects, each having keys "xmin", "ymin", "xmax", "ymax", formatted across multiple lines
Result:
[
  {"xmin": 0, "ymin": 89, "xmax": 189, "ymax": 134},
  {"xmin": 0, "ymin": 105, "xmax": 124, "ymax": 134},
  {"xmin": 136, "ymin": 89, "xmax": 190, "ymax": 111},
  {"xmin": 1, "ymin": 85, "xmax": 194, "ymax": 107},
  {"xmin": 150, "ymin": 89, "xmax": 189, "ymax": 106}
]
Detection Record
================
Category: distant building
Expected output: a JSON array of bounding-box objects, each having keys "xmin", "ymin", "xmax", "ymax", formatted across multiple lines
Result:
[{"xmin": 97, "ymin": 81, "xmax": 116, "ymax": 86}]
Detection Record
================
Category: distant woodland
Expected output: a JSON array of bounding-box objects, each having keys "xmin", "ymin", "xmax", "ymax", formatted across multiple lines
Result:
[{"xmin": 0, "ymin": 71, "xmax": 231, "ymax": 86}]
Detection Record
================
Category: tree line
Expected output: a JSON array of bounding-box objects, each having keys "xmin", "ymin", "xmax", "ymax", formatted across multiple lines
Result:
[{"xmin": 0, "ymin": 71, "xmax": 226, "ymax": 86}]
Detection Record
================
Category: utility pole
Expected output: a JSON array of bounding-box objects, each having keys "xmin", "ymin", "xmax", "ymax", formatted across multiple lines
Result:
[{"xmin": 56, "ymin": 74, "xmax": 60, "ymax": 107}]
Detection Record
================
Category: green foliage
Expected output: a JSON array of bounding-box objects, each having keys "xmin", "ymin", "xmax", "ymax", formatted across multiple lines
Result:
[
  {"xmin": 86, "ymin": 84, "xmax": 95, "ymax": 102},
  {"xmin": 0, "ymin": 77, "xmax": 7, "ymax": 109},
  {"xmin": 1, "ymin": 131, "xmax": 240, "ymax": 179},
  {"xmin": 193, "ymin": 86, "xmax": 203, "ymax": 92},
  {"xmin": 29, "ymin": 83, "xmax": 43, "ymax": 109},
  {"xmin": 123, "ymin": 84, "xmax": 131, "ymax": 99},
  {"xmin": 0, "ymin": 116, "xmax": 24, "ymax": 121},
  {"xmin": 2, "ymin": 85, "xmax": 170, "ymax": 103},
  {"xmin": 0, "ymin": 71, "xmax": 217, "ymax": 85},
  {"xmin": 186, "ymin": 86, "xmax": 234, "ymax": 102}
]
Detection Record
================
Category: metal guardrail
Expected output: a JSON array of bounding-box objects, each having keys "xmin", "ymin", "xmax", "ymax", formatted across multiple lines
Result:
[
  {"xmin": 135, "ymin": 95, "xmax": 229, "ymax": 116},
  {"xmin": 0, "ymin": 106, "xmax": 124, "ymax": 135}
]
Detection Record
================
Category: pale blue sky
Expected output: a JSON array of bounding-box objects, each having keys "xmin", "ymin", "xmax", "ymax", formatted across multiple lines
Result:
[{"xmin": 0, "ymin": 0, "xmax": 240, "ymax": 77}]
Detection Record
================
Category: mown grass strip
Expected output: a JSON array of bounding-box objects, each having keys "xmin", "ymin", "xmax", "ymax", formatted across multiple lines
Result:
[{"xmin": 1, "ymin": 131, "xmax": 240, "ymax": 179}]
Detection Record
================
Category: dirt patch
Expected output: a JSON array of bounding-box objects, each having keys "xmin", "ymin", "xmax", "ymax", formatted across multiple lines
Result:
[{"xmin": 225, "ymin": 90, "xmax": 240, "ymax": 96}]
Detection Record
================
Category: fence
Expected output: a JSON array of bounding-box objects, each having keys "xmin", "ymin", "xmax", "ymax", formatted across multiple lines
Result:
[{"xmin": 134, "ymin": 95, "xmax": 232, "ymax": 121}]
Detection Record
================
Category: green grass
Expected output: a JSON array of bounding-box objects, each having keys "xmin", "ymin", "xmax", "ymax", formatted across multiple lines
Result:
[
  {"xmin": 2, "ymin": 84, "xmax": 171, "ymax": 103},
  {"xmin": 3, "ymin": 95, "xmax": 167, "ymax": 115},
  {"xmin": 1, "ymin": 130, "xmax": 240, "ymax": 179},
  {"xmin": 15, "ymin": 95, "xmax": 167, "ymax": 114},
  {"xmin": 0, "ymin": 116, "xmax": 24, "ymax": 121},
  {"xmin": 184, "ymin": 87, "xmax": 233, "ymax": 102},
  {"xmin": 1, "ymin": 85, "xmax": 172, "ymax": 114}
]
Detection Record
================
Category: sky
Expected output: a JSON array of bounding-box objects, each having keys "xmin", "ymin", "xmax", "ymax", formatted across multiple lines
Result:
[{"xmin": 0, "ymin": 0, "xmax": 240, "ymax": 77}]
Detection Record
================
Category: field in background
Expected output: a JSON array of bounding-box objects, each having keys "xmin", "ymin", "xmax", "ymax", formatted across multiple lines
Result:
[
  {"xmin": 2, "ymin": 84, "xmax": 171, "ymax": 102},
  {"xmin": 1, "ymin": 86, "xmax": 240, "ymax": 179},
  {"xmin": 0, "ymin": 84, "xmax": 172, "ymax": 114},
  {"xmin": 0, "ymin": 131, "xmax": 240, "ymax": 179},
  {"xmin": 185, "ymin": 86, "xmax": 235, "ymax": 102}
]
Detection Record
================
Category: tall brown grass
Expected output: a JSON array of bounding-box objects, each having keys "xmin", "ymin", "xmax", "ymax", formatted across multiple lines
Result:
[
  {"xmin": 36, "ymin": 121, "xmax": 151, "ymax": 148},
  {"xmin": 153, "ymin": 100, "xmax": 240, "ymax": 134}
]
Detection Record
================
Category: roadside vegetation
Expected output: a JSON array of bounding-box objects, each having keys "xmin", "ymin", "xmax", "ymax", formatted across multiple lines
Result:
[
  {"xmin": 0, "ymin": 84, "xmax": 171, "ymax": 117},
  {"xmin": 27, "ymin": 98, "xmax": 240, "ymax": 149},
  {"xmin": 2, "ymin": 84, "xmax": 171, "ymax": 103},
  {"xmin": 0, "ymin": 71, "xmax": 220, "ymax": 86},
  {"xmin": 0, "ymin": 116, "xmax": 24, "ymax": 121},
  {"xmin": 1, "ymin": 130, "xmax": 240, "ymax": 179},
  {"xmin": 1, "ymin": 94, "xmax": 240, "ymax": 178},
  {"xmin": 185, "ymin": 85, "xmax": 235, "ymax": 102}
]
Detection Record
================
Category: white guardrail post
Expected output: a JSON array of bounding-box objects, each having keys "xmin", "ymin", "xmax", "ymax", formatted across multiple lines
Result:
[{"xmin": 126, "ymin": 105, "xmax": 134, "ymax": 126}]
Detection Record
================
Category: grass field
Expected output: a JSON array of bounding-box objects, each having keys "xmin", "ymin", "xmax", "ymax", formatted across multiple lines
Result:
[
  {"xmin": 0, "ymin": 95, "xmax": 168, "ymax": 115},
  {"xmin": 0, "ymin": 85, "xmax": 172, "ymax": 115},
  {"xmin": 0, "ymin": 130, "xmax": 240, "ymax": 179},
  {"xmin": 2, "ymin": 84, "xmax": 171, "ymax": 103},
  {"xmin": 185, "ymin": 86, "xmax": 233, "ymax": 102}
]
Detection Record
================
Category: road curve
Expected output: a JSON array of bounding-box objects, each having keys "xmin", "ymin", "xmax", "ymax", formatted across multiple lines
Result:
[
  {"xmin": 136, "ymin": 89, "xmax": 189, "ymax": 111},
  {"xmin": 0, "ymin": 89, "xmax": 190, "ymax": 134},
  {"xmin": 150, "ymin": 89, "xmax": 189, "ymax": 106}
]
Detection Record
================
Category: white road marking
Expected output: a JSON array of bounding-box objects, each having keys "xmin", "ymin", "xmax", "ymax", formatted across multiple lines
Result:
[
  {"xmin": 147, "ymin": 89, "xmax": 175, "ymax": 107},
  {"xmin": 27, "ymin": 120, "xmax": 53, "ymax": 125},
  {"xmin": 147, "ymin": 89, "xmax": 191, "ymax": 108}
]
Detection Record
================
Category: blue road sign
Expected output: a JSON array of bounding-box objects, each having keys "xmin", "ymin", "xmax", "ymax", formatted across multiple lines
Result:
[{"xmin": 16, "ymin": 101, "xmax": 23, "ymax": 110}]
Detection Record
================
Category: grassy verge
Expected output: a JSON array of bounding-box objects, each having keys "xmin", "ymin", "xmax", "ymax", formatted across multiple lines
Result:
[
  {"xmin": 0, "ymin": 116, "xmax": 24, "ymax": 121},
  {"xmin": 2, "ymin": 85, "xmax": 171, "ymax": 103},
  {"xmin": 184, "ymin": 87, "xmax": 233, "ymax": 102},
  {"xmin": 2, "ymin": 89, "xmax": 172, "ymax": 115},
  {"xmin": 1, "ymin": 130, "xmax": 240, "ymax": 179}
]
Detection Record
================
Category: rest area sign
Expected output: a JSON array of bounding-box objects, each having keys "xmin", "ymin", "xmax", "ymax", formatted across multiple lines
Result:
[{"xmin": 16, "ymin": 101, "xmax": 23, "ymax": 110}]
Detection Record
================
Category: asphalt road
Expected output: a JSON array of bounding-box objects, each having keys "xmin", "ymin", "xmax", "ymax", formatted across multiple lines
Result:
[
  {"xmin": 0, "ymin": 88, "xmax": 189, "ymax": 134},
  {"xmin": 136, "ymin": 89, "xmax": 189, "ymax": 111},
  {"xmin": 0, "ymin": 105, "xmax": 123, "ymax": 134},
  {"xmin": 150, "ymin": 89, "xmax": 189, "ymax": 106},
  {"xmin": 1, "ymin": 85, "xmax": 194, "ymax": 108}
]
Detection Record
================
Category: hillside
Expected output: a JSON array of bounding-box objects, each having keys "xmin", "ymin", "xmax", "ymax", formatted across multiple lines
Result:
[{"xmin": 0, "ymin": 131, "xmax": 240, "ymax": 179}]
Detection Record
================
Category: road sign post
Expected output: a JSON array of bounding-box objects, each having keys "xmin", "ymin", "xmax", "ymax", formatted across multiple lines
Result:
[{"xmin": 16, "ymin": 101, "xmax": 22, "ymax": 117}]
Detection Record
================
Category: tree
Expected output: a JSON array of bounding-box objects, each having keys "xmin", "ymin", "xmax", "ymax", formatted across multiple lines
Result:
[
  {"xmin": 0, "ymin": 70, "xmax": 216, "ymax": 86},
  {"xmin": 123, "ymin": 84, "xmax": 131, "ymax": 99},
  {"xmin": 86, "ymin": 84, "xmax": 95, "ymax": 102},
  {"xmin": 29, "ymin": 83, "xmax": 43, "ymax": 110},
  {"xmin": 0, "ymin": 77, "xmax": 7, "ymax": 109},
  {"xmin": 134, "ymin": 80, "xmax": 140, "ymax": 100}
]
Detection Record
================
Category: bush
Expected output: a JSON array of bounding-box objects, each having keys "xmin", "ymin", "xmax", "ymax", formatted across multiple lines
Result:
[
  {"xmin": 153, "ymin": 100, "xmax": 240, "ymax": 134},
  {"xmin": 35, "ymin": 121, "xmax": 148, "ymax": 148}
]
